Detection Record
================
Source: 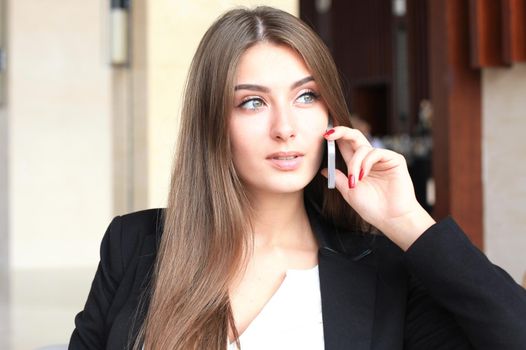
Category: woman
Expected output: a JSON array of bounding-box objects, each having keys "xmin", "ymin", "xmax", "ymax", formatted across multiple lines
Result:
[{"xmin": 69, "ymin": 6, "xmax": 526, "ymax": 350}]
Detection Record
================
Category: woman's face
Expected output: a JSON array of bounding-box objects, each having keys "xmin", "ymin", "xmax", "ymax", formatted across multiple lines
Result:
[{"xmin": 229, "ymin": 42, "xmax": 329, "ymax": 196}]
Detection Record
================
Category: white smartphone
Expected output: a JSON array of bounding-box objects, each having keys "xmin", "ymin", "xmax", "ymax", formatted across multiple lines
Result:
[{"xmin": 327, "ymin": 119, "xmax": 336, "ymax": 189}]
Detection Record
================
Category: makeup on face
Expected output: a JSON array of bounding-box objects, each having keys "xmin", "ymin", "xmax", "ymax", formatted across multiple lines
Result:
[
  {"xmin": 266, "ymin": 151, "xmax": 305, "ymax": 171},
  {"xmin": 229, "ymin": 43, "xmax": 329, "ymax": 195}
]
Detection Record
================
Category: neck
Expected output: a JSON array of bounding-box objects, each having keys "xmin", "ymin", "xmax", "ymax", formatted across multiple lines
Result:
[{"xmin": 247, "ymin": 190, "xmax": 317, "ymax": 250}]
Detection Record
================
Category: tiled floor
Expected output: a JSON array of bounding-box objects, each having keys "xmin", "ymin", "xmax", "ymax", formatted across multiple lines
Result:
[{"xmin": 1, "ymin": 267, "xmax": 95, "ymax": 350}]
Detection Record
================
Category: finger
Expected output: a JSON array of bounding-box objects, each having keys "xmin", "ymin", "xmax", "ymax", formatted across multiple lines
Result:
[
  {"xmin": 324, "ymin": 126, "xmax": 371, "ymax": 165},
  {"xmin": 323, "ymin": 126, "xmax": 370, "ymax": 145},
  {"xmin": 320, "ymin": 168, "xmax": 353, "ymax": 194},
  {"xmin": 346, "ymin": 145, "xmax": 375, "ymax": 186},
  {"xmin": 360, "ymin": 148, "xmax": 404, "ymax": 179},
  {"xmin": 333, "ymin": 168, "xmax": 353, "ymax": 194}
]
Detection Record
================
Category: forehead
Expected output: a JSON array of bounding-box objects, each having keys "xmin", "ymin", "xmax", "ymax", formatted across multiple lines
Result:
[{"xmin": 235, "ymin": 42, "xmax": 312, "ymax": 85}]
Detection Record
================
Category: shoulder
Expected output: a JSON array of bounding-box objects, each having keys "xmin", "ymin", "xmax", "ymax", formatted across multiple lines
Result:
[
  {"xmin": 99, "ymin": 208, "xmax": 165, "ymax": 276},
  {"xmin": 117, "ymin": 208, "xmax": 165, "ymax": 234},
  {"xmin": 70, "ymin": 209, "xmax": 165, "ymax": 348}
]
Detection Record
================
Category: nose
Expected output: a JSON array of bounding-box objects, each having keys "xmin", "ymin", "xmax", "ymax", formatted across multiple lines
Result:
[{"xmin": 270, "ymin": 105, "xmax": 296, "ymax": 141}]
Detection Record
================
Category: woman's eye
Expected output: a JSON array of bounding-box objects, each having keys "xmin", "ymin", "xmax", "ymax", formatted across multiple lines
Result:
[
  {"xmin": 296, "ymin": 91, "xmax": 319, "ymax": 104},
  {"xmin": 239, "ymin": 98, "xmax": 265, "ymax": 110}
]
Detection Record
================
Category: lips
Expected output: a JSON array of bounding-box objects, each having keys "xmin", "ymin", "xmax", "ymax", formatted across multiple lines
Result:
[{"xmin": 266, "ymin": 151, "xmax": 304, "ymax": 170}]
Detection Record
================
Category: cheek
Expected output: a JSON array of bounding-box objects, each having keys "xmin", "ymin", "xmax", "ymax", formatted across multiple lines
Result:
[
  {"xmin": 228, "ymin": 119, "xmax": 257, "ymax": 175},
  {"xmin": 307, "ymin": 103, "xmax": 330, "ymax": 130},
  {"xmin": 229, "ymin": 126, "xmax": 244, "ymax": 163},
  {"xmin": 313, "ymin": 135, "xmax": 325, "ymax": 169},
  {"xmin": 303, "ymin": 111, "xmax": 329, "ymax": 170},
  {"xmin": 306, "ymin": 110, "xmax": 329, "ymax": 166},
  {"xmin": 303, "ymin": 109, "xmax": 329, "ymax": 143}
]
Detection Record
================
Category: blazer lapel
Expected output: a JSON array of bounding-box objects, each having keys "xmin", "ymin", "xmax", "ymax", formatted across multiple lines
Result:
[
  {"xmin": 318, "ymin": 248, "xmax": 377, "ymax": 350},
  {"xmin": 307, "ymin": 204, "xmax": 378, "ymax": 350}
]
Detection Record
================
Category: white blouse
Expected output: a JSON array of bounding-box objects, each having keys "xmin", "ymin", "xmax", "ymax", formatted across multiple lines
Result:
[{"xmin": 227, "ymin": 265, "xmax": 324, "ymax": 350}]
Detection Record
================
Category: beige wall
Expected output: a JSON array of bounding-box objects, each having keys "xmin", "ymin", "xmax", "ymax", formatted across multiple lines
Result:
[
  {"xmin": 7, "ymin": 0, "xmax": 113, "ymax": 348},
  {"xmin": 483, "ymin": 63, "xmax": 526, "ymax": 283},
  {"xmin": 0, "ymin": 0, "xmax": 8, "ymax": 343},
  {"xmin": 9, "ymin": 0, "xmax": 113, "ymax": 269}
]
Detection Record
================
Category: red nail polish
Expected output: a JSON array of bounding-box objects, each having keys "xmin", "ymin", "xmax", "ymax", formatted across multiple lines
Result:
[
  {"xmin": 359, "ymin": 168, "xmax": 364, "ymax": 181},
  {"xmin": 324, "ymin": 129, "xmax": 335, "ymax": 137},
  {"xmin": 348, "ymin": 174, "xmax": 356, "ymax": 189}
]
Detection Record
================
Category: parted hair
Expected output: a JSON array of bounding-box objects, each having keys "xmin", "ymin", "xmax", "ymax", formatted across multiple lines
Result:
[{"xmin": 135, "ymin": 6, "xmax": 363, "ymax": 350}]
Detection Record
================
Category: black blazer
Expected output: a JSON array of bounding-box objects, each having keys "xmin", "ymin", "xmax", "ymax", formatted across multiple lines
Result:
[{"xmin": 69, "ymin": 208, "xmax": 526, "ymax": 349}]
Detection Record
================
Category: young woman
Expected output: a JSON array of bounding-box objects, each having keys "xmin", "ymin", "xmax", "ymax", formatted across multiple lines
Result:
[{"xmin": 69, "ymin": 6, "xmax": 526, "ymax": 350}]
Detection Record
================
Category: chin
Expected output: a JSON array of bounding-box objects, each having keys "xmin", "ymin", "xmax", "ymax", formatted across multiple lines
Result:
[
  {"xmin": 271, "ymin": 184, "xmax": 306, "ymax": 194},
  {"xmin": 251, "ymin": 175, "xmax": 316, "ymax": 195}
]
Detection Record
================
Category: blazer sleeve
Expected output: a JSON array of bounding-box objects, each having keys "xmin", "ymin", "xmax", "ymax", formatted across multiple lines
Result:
[
  {"xmin": 69, "ymin": 215, "xmax": 126, "ymax": 349},
  {"xmin": 404, "ymin": 217, "xmax": 526, "ymax": 350}
]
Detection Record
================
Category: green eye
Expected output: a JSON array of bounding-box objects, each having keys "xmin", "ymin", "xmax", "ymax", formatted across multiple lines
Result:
[
  {"xmin": 297, "ymin": 92, "xmax": 318, "ymax": 104},
  {"xmin": 239, "ymin": 98, "xmax": 265, "ymax": 110}
]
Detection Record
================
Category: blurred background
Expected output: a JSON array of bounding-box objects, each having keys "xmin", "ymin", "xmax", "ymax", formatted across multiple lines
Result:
[{"xmin": 0, "ymin": 0, "xmax": 525, "ymax": 349}]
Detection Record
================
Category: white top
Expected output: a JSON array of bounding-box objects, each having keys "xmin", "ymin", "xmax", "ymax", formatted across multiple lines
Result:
[{"xmin": 227, "ymin": 265, "xmax": 324, "ymax": 350}]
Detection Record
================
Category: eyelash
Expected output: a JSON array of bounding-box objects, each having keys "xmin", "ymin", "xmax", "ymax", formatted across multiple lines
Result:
[
  {"xmin": 237, "ymin": 96, "xmax": 265, "ymax": 110},
  {"xmin": 297, "ymin": 90, "xmax": 320, "ymax": 104},
  {"xmin": 236, "ymin": 89, "xmax": 320, "ymax": 111}
]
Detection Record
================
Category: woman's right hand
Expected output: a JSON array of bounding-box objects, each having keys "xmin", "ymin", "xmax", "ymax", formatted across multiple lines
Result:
[{"xmin": 321, "ymin": 126, "xmax": 435, "ymax": 251}]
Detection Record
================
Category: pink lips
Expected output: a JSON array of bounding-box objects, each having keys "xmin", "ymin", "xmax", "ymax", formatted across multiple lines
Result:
[{"xmin": 266, "ymin": 151, "xmax": 304, "ymax": 171}]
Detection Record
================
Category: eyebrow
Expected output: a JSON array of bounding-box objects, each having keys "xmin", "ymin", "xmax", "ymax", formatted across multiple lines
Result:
[{"xmin": 234, "ymin": 76, "xmax": 315, "ymax": 92}]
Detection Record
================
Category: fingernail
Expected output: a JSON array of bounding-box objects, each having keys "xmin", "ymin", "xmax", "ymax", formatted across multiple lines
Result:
[
  {"xmin": 348, "ymin": 174, "xmax": 356, "ymax": 189},
  {"xmin": 359, "ymin": 168, "xmax": 364, "ymax": 181},
  {"xmin": 324, "ymin": 129, "xmax": 335, "ymax": 137}
]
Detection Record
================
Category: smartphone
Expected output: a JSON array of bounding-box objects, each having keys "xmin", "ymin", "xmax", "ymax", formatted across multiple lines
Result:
[{"xmin": 327, "ymin": 119, "xmax": 336, "ymax": 189}]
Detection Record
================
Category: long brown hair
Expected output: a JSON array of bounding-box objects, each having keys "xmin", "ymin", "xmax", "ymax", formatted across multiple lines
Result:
[{"xmin": 136, "ymin": 6, "xmax": 361, "ymax": 350}]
